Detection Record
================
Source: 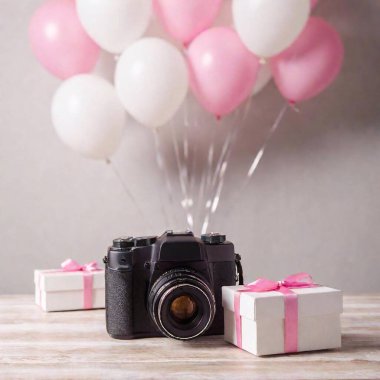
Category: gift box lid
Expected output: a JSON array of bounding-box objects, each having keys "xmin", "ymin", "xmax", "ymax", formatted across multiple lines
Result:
[
  {"xmin": 34, "ymin": 269, "xmax": 105, "ymax": 292},
  {"xmin": 222, "ymin": 285, "xmax": 343, "ymax": 322}
]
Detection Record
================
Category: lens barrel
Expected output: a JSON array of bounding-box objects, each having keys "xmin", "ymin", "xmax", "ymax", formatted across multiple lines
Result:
[{"xmin": 148, "ymin": 269, "xmax": 216, "ymax": 340}]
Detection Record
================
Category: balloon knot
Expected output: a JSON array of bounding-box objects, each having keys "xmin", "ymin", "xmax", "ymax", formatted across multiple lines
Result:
[
  {"xmin": 259, "ymin": 57, "xmax": 267, "ymax": 65},
  {"xmin": 289, "ymin": 100, "xmax": 300, "ymax": 113},
  {"xmin": 215, "ymin": 115, "xmax": 222, "ymax": 121}
]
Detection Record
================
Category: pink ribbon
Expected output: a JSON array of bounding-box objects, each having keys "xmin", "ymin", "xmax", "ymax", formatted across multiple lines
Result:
[
  {"xmin": 234, "ymin": 272, "xmax": 316, "ymax": 353},
  {"xmin": 61, "ymin": 259, "xmax": 100, "ymax": 309}
]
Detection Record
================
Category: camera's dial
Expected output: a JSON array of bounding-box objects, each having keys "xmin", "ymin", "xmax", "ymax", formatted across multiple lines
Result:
[
  {"xmin": 201, "ymin": 233, "xmax": 226, "ymax": 245},
  {"xmin": 113, "ymin": 237, "xmax": 134, "ymax": 249},
  {"xmin": 134, "ymin": 236, "xmax": 157, "ymax": 247}
]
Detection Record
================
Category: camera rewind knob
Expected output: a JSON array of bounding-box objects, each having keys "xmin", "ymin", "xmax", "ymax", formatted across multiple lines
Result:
[{"xmin": 113, "ymin": 237, "xmax": 134, "ymax": 249}]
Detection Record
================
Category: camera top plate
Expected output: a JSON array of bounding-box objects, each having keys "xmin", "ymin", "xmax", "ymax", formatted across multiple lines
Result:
[
  {"xmin": 166, "ymin": 230, "xmax": 194, "ymax": 237},
  {"xmin": 201, "ymin": 233, "xmax": 226, "ymax": 245}
]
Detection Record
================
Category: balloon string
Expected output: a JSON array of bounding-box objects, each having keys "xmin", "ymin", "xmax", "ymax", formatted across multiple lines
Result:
[
  {"xmin": 201, "ymin": 100, "xmax": 251, "ymax": 234},
  {"xmin": 192, "ymin": 115, "xmax": 217, "ymax": 234},
  {"xmin": 152, "ymin": 128, "xmax": 174, "ymax": 228},
  {"xmin": 183, "ymin": 99, "xmax": 195, "ymax": 216},
  {"xmin": 225, "ymin": 102, "xmax": 289, "ymax": 219},
  {"xmin": 201, "ymin": 106, "xmax": 246, "ymax": 233},
  {"xmin": 183, "ymin": 100, "xmax": 202, "ymax": 231},
  {"xmin": 106, "ymin": 158, "xmax": 154, "ymax": 230},
  {"xmin": 201, "ymin": 120, "xmax": 233, "ymax": 234},
  {"xmin": 206, "ymin": 119, "xmax": 224, "ymax": 200},
  {"xmin": 246, "ymin": 103, "xmax": 288, "ymax": 179},
  {"xmin": 209, "ymin": 120, "xmax": 235, "ymax": 196},
  {"xmin": 209, "ymin": 99, "xmax": 251, "ymax": 196},
  {"xmin": 180, "ymin": 51, "xmax": 195, "ymax": 228},
  {"xmin": 183, "ymin": 98, "xmax": 190, "ymax": 187},
  {"xmin": 187, "ymin": 118, "xmax": 200, "ymax": 218},
  {"xmin": 170, "ymin": 121, "xmax": 194, "ymax": 229}
]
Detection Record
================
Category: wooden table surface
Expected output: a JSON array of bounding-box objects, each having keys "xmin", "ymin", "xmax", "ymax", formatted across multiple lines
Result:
[{"xmin": 0, "ymin": 295, "xmax": 379, "ymax": 379}]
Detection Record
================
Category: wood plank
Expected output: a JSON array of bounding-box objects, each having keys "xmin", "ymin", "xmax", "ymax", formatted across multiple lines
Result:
[{"xmin": 0, "ymin": 295, "xmax": 379, "ymax": 379}]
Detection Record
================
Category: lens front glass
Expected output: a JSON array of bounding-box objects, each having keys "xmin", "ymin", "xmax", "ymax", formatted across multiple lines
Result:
[
  {"xmin": 148, "ymin": 269, "xmax": 216, "ymax": 340},
  {"xmin": 170, "ymin": 294, "xmax": 198, "ymax": 324}
]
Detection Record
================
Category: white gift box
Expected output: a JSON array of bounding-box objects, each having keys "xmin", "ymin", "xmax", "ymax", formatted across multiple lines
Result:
[
  {"xmin": 222, "ymin": 285, "xmax": 343, "ymax": 356},
  {"xmin": 34, "ymin": 269, "xmax": 105, "ymax": 312}
]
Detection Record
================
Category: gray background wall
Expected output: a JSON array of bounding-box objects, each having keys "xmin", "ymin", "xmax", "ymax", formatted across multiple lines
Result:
[{"xmin": 0, "ymin": 0, "xmax": 379, "ymax": 294}]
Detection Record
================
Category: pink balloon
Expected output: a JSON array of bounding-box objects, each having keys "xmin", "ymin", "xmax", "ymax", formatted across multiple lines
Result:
[
  {"xmin": 271, "ymin": 17, "xmax": 344, "ymax": 103},
  {"xmin": 311, "ymin": 0, "xmax": 318, "ymax": 9},
  {"xmin": 153, "ymin": 0, "xmax": 222, "ymax": 45},
  {"xmin": 187, "ymin": 27, "xmax": 260, "ymax": 117},
  {"xmin": 29, "ymin": 0, "xmax": 100, "ymax": 79}
]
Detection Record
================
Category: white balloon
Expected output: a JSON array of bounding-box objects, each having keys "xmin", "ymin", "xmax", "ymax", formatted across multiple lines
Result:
[
  {"xmin": 51, "ymin": 75, "xmax": 126, "ymax": 159},
  {"xmin": 76, "ymin": 0, "xmax": 151, "ymax": 54},
  {"xmin": 252, "ymin": 63, "xmax": 272, "ymax": 96},
  {"xmin": 233, "ymin": 0, "xmax": 310, "ymax": 58},
  {"xmin": 115, "ymin": 38, "xmax": 188, "ymax": 128}
]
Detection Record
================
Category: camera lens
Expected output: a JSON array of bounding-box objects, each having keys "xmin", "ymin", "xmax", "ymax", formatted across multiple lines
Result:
[
  {"xmin": 170, "ymin": 295, "xmax": 198, "ymax": 324},
  {"xmin": 148, "ymin": 269, "xmax": 216, "ymax": 340}
]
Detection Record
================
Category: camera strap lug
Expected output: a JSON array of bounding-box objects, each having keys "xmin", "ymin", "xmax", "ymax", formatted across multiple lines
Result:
[{"xmin": 235, "ymin": 253, "xmax": 244, "ymax": 285}]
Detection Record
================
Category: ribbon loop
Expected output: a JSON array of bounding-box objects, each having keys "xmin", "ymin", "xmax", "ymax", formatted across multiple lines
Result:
[
  {"xmin": 82, "ymin": 260, "xmax": 100, "ymax": 272},
  {"xmin": 61, "ymin": 259, "xmax": 100, "ymax": 273},
  {"xmin": 61, "ymin": 258, "xmax": 82, "ymax": 272},
  {"xmin": 243, "ymin": 278, "xmax": 279, "ymax": 292},
  {"xmin": 282, "ymin": 272, "xmax": 314, "ymax": 288}
]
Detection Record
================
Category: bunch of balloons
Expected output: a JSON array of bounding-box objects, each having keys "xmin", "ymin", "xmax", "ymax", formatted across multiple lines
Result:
[{"xmin": 29, "ymin": 0, "xmax": 344, "ymax": 160}]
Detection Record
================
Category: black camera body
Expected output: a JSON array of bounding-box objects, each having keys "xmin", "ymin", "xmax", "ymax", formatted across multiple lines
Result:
[{"xmin": 105, "ymin": 230, "xmax": 241, "ymax": 340}]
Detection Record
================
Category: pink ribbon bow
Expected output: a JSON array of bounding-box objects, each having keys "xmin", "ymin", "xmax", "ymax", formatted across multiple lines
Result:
[
  {"xmin": 61, "ymin": 259, "xmax": 100, "ymax": 273},
  {"xmin": 234, "ymin": 272, "xmax": 316, "ymax": 353},
  {"xmin": 61, "ymin": 259, "xmax": 101, "ymax": 309}
]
